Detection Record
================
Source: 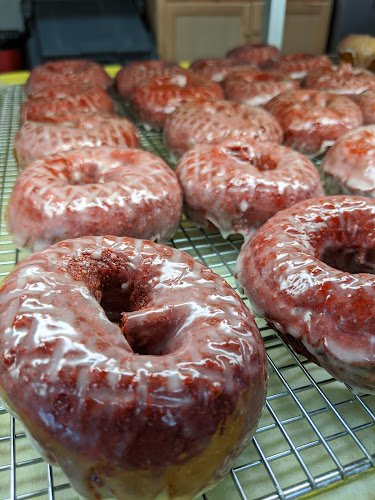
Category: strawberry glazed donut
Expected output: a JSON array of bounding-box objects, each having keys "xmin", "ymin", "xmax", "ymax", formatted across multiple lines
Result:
[
  {"xmin": 226, "ymin": 43, "xmax": 280, "ymax": 64},
  {"xmin": 25, "ymin": 59, "xmax": 111, "ymax": 96},
  {"xmin": 189, "ymin": 57, "xmax": 258, "ymax": 83},
  {"xmin": 236, "ymin": 195, "xmax": 375, "ymax": 393},
  {"xmin": 0, "ymin": 235, "xmax": 268, "ymax": 499},
  {"xmin": 14, "ymin": 111, "xmax": 140, "ymax": 167},
  {"xmin": 7, "ymin": 146, "xmax": 183, "ymax": 251},
  {"xmin": 356, "ymin": 89, "xmax": 375, "ymax": 124},
  {"xmin": 223, "ymin": 70, "xmax": 299, "ymax": 107},
  {"xmin": 164, "ymin": 99, "xmax": 283, "ymax": 159},
  {"xmin": 20, "ymin": 84, "xmax": 114, "ymax": 123},
  {"xmin": 175, "ymin": 138, "xmax": 324, "ymax": 239},
  {"xmin": 129, "ymin": 70, "xmax": 224, "ymax": 128},
  {"xmin": 265, "ymin": 53, "xmax": 332, "ymax": 81},
  {"xmin": 304, "ymin": 62, "xmax": 375, "ymax": 96},
  {"xmin": 114, "ymin": 60, "xmax": 184, "ymax": 99},
  {"xmin": 265, "ymin": 89, "xmax": 363, "ymax": 156},
  {"xmin": 320, "ymin": 126, "xmax": 375, "ymax": 197}
]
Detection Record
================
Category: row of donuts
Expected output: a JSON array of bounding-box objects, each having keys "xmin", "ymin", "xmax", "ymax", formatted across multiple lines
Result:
[
  {"xmin": 2, "ymin": 54, "xmax": 273, "ymax": 500},
  {"xmin": 0, "ymin": 46, "xmax": 374, "ymax": 500}
]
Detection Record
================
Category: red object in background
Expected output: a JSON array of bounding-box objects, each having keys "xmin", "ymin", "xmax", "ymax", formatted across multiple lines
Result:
[{"xmin": 0, "ymin": 48, "xmax": 21, "ymax": 73}]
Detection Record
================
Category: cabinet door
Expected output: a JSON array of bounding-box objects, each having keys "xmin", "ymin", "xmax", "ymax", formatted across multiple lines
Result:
[
  {"xmin": 152, "ymin": 1, "xmax": 264, "ymax": 62},
  {"xmin": 282, "ymin": 0, "xmax": 334, "ymax": 54}
]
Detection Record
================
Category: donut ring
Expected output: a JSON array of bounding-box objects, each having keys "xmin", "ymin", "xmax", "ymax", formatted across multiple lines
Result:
[
  {"xmin": 14, "ymin": 111, "xmax": 140, "ymax": 167},
  {"xmin": 356, "ymin": 89, "xmax": 375, "ymax": 124},
  {"xmin": 338, "ymin": 34, "xmax": 375, "ymax": 69},
  {"xmin": 175, "ymin": 138, "xmax": 324, "ymax": 239},
  {"xmin": 129, "ymin": 70, "xmax": 224, "ymax": 128},
  {"xmin": 265, "ymin": 53, "xmax": 332, "ymax": 81},
  {"xmin": 189, "ymin": 57, "xmax": 258, "ymax": 82},
  {"xmin": 320, "ymin": 125, "xmax": 375, "ymax": 197},
  {"xmin": 20, "ymin": 84, "xmax": 114, "ymax": 123},
  {"xmin": 223, "ymin": 70, "xmax": 299, "ymax": 107},
  {"xmin": 25, "ymin": 59, "xmax": 111, "ymax": 96},
  {"xmin": 114, "ymin": 60, "xmax": 184, "ymax": 99},
  {"xmin": 7, "ymin": 146, "xmax": 183, "ymax": 251},
  {"xmin": 265, "ymin": 89, "xmax": 363, "ymax": 156},
  {"xmin": 0, "ymin": 235, "xmax": 268, "ymax": 499},
  {"xmin": 164, "ymin": 99, "xmax": 283, "ymax": 158},
  {"xmin": 236, "ymin": 195, "xmax": 375, "ymax": 393},
  {"xmin": 226, "ymin": 43, "xmax": 280, "ymax": 64},
  {"xmin": 304, "ymin": 62, "xmax": 375, "ymax": 95}
]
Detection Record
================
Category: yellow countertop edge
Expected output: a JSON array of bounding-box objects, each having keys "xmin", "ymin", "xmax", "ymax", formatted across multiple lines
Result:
[
  {"xmin": 0, "ymin": 61, "xmax": 191, "ymax": 86},
  {"xmin": 301, "ymin": 466, "xmax": 375, "ymax": 499}
]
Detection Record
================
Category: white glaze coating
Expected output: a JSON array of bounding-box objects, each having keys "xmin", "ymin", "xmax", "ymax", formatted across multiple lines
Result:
[
  {"xmin": 20, "ymin": 84, "xmax": 114, "ymax": 123},
  {"xmin": 265, "ymin": 89, "xmax": 363, "ymax": 155},
  {"xmin": 25, "ymin": 59, "xmax": 111, "ymax": 95},
  {"xmin": 114, "ymin": 61, "xmax": 185, "ymax": 99},
  {"xmin": 189, "ymin": 58, "xmax": 258, "ymax": 82},
  {"xmin": 320, "ymin": 125, "xmax": 375, "ymax": 197},
  {"xmin": 236, "ymin": 195, "xmax": 375, "ymax": 393},
  {"xmin": 129, "ymin": 71, "xmax": 224, "ymax": 129},
  {"xmin": 164, "ymin": 99, "xmax": 283, "ymax": 158},
  {"xmin": 265, "ymin": 53, "xmax": 332, "ymax": 81},
  {"xmin": 175, "ymin": 138, "xmax": 324, "ymax": 239},
  {"xmin": 304, "ymin": 62, "xmax": 375, "ymax": 95},
  {"xmin": 356, "ymin": 89, "xmax": 375, "ymax": 124},
  {"xmin": 7, "ymin": 146, "xmax": 183, "ymax": 251},
  {"xmin": 14, "ymin": 112, "xmax": 140, "ymax": 167},
  {"xmin": 0, "ymin": 235, "xmax": 267, "ymax": 499},
  {"xmin": 223, "ymin": 70, "xmax": 299, "ymax": 107}
]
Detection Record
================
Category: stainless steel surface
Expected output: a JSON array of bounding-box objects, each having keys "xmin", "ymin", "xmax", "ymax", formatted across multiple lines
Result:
[{"xmin": 0, "ymin": 84, "xmax": 375, "ymax": 500}]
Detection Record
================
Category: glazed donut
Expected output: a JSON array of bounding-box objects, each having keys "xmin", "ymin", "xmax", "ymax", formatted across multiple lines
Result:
[
  {"xmin": 223, "ymin": 70, "xmax": 299, "ymax": 107},
  {"xmin": 265, "ymin": 53, "xmax": 332, "ymax": 81},
  {"xmin": 114, "ymin": 60, "xmax": 184, "ymax": 99},
  {"xmin": 356, "ymin": 89, "xmax": 375, "ymax": 124},
  {"xmin": 7, "ymin": 146, "xmax": 183, "ymax": 251},
  {"xmin": 14, "ymin": 111, "xmax": 140, "ymax": 167},
  {"xmin": 320, "ymin": 126, "xmax": 375, "ymax": 197},
  {"xmin": 25, "ymin": 59, "xmax": 111, "ymax": 96},
  {"xmin": 236, "ymin": 195, "xmax": 375, "ymax": 393},
  {"xmin": 164, "ymin": 99, "xmax": 283, "ymax": 159},
  {"xmin": 175, "ymin": 138, "xmax": 324, "ymax": 239},
  {"xmin": 226, "ymin": 43, "xmax": 280, "ymax": 64},
  {"xmin": 265, "ymin": 89, "xmax": 363, "ymax": 156},
  {"xmin": 304, "ymin": 62, "xmax": 375, "ymax": 96},
  {"xmin": 129, "ymin": 70, "xmax": 224, "ymax": 128},
  {"xmin": 0, "ymin": 235, "xmax": 268, "ymax": 499},
  {"xmin": 189, "ymin": 57, "xmax": 258, "ymax": 83},
  {"xmin": 20, "ymin": 84, "xmax": 114, "ymax": 123},
  {"xmin": 338, "ymin": 34, "xmax": 375, "ymax": 69}
]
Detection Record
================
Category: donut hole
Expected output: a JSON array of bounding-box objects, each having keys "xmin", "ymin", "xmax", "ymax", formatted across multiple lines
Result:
[
  {"xmin": 225, "ymin": 145, "xmax": 277, "ymax": 170},
  {"xmin": 319, "ymin": 245, "xmax": 375, "ymax": 274},
  {"xmin": 62, "ymin": 161, "xmax": 101, "ymax": 185}
]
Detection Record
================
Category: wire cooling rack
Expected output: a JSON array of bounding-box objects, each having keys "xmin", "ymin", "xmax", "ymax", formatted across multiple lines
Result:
[{"xmin": 0, "ymin": 84, "xmax": 375, "ymax": 500}]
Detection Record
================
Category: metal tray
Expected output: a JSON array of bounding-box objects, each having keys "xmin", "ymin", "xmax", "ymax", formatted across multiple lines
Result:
[{"xmin": 0, "ymin": 84, "xmax": 375, "ymax": 500}]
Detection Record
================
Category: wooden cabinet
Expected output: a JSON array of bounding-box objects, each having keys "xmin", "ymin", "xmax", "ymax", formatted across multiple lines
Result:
[
  {"xmin": 146, "ymin": 0, "xmax": 265, "ymax": 62},
  {"xmin": 146, "ymin": 0, "xmax": 334, "ymax": 62},
  {"xmin": 282, "ymin": 0, "xmax": 334, "ymax": 54}
]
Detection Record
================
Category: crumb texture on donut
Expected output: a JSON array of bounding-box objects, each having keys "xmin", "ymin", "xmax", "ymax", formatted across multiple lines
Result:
[
  {"xmin": 236, "ymin": 195, "xmax": 375, "ymax": 393},
  {"xmin": 0, "ymin": 236, "xmax": 267, "ymax": 499}
]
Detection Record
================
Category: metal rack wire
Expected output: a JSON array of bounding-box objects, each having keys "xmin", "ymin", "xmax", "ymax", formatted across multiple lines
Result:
[{"xmin": 0, "ymin": 85, "xmax": 374, "ymax": 500}]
